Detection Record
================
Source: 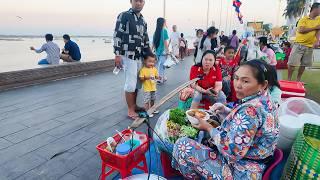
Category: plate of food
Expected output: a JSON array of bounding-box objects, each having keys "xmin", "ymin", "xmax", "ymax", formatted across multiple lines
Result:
[{"xmin": 186, "ymin": 109, "xmax": 210, "ymax": 125}]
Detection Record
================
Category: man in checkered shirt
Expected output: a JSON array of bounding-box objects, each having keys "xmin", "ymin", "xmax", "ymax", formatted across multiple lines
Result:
[{"xmin": 113, "ymin": 0, "xmax": 150, "ymax": 120}]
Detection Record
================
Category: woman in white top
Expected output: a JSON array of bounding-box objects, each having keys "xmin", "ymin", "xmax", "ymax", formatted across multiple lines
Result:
[
  {"xmin": 195, "ymin": 26, "xmax": 216, "ymax": 64},
  {"xmin": 193, "ymin": 29, "xmax": 204, "ymax": 64}
]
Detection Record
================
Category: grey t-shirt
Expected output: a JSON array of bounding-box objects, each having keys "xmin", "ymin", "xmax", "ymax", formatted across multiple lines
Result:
[{"xmin": 35, "ymin": 41, "xmax": 60, "ymax": 64}]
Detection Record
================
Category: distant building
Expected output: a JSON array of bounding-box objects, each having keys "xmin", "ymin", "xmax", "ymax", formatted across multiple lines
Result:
[{"xmin": 247, "ymin": 21, "xmax": 265, "ymax": 36}]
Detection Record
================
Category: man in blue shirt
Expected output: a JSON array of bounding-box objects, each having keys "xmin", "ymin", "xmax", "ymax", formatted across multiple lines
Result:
[{"xmin": 60, "ymin": 34, "xmax": 81, "ymax": 62}]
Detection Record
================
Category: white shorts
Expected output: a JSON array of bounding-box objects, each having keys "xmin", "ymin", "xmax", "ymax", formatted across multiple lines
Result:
[
  {"xmin": 122, "ymin": 56, "xmax": 142, "ymax": 92},
  {"xmin": 172, "ymin": 44, "xmax": 179, "ymax": 56}
]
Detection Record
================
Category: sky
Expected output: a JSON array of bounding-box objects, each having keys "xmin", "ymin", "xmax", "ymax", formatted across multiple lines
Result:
[{"xmin": 0, "ymin": 0, "xmax": 287, "ymax": 36}]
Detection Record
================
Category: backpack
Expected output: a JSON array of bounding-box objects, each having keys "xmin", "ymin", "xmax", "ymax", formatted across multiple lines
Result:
[
  {"xmin": 227, "ymin": 35, "xmax": 235, "ymax": 46},
  {"xmin": 180, "ymin": 38, "xmax": 186, "ymax": 48}
]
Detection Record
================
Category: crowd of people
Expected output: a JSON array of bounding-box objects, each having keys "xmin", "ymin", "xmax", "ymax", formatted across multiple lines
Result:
[
  {"xmin": 30, "ymin": 34, "xmax": 81, "ymax": 65},
  {"xmin": 113, "ymin": 0, "xmax": 320, "ymax": 179}
]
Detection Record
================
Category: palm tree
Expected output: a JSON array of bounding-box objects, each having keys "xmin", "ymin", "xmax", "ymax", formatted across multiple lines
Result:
[
  {"xmin": 284, "ymin": 0, "xmax": 311, "ymax": 37},
  {"xmin": 284, "ymin": 0, "xmax": 306, "ymax": 18}
]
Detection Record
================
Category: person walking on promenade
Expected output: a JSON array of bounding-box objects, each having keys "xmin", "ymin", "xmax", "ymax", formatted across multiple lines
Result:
[
  {"xmin": 60, "ymin": 34, "xmax": 81, "ymax": 62},
  {"xmin": 170, "ymin": 25, "xmax": 180, "ymax": 58},
  {"xmin": 153, "ymin": 17, "xmax": 169, "ymax": 84},
  {"xmin": 113, "ymin": 0, "xmax": 150, "ymax": 120},
  {"xmin": 30, "ymin": 34, "xmax": 60, "ymax": 65},
  {"xmin": 228, "ymin": 30, "xmax": 240, "ymax": 50},
  {"xmin": 195, "ymin": 26, "xmax": 216, "ymax": 63},
  {"xmin": 179, "ymin": 33, "xmax": 187, "ymax": 60},
  {"xmin": 288, "ymin": 3, "xmax": 320, "ymax": 81},
  {"xmin": 194, "ymin": 29, "xmax": 204, "ymax": 63}
]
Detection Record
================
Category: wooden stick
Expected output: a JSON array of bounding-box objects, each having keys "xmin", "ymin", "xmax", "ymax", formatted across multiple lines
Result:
[{"xmin": 129, "ymin": 78, "xmax": 199, "ymax": 129}]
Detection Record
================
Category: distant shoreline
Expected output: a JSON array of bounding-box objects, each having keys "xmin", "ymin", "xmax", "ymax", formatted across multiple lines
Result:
[
  {"xmin": 0, "ymin": 35, "xmax": 113, "ymax": 38},
  {"xmin": 0, "ymin": 38, "xmax": 24, "ymax": 41}
]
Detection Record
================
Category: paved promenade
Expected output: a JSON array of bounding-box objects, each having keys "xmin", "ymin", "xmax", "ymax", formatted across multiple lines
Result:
[{"xmin": 0, "ymin": 56, "xmax": 194, "ymax": 180}]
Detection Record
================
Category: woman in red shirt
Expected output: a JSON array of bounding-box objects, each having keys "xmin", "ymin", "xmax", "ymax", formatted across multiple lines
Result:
[{"xmin": 190, "ymin": 50, "xmax": 226, "ymax": 109}]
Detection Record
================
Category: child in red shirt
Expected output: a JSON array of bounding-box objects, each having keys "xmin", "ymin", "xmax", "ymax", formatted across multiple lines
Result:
[
  {"xmin": 282, "ymin": 41, "xmax": 292, "ymax": 61},
  {"xmin": 218, "ymin": 46, "xmax": 238, "ymax": 101}
]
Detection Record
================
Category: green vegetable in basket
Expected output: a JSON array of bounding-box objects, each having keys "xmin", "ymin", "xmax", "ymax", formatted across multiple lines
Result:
[
  {"xmin": 180, "ymin": 125, "xmax": 199, "ymax": 139},
  {"xmin": 169, "ymin": 108, "xmax": 186, "ymax": 125}
]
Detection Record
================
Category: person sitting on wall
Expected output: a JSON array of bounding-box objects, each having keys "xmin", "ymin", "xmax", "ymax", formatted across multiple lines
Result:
[{"xmin": 60, "ymin": 34, "xmax": 81, "ymax": 62}]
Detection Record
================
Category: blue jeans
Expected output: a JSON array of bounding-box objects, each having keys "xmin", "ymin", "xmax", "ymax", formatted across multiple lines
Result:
[
  {"xmin": 156, "ymin": 55, "xmax": 166, "ymax": 79},
  {"xmin": 192, "ymin": 91, "xmax": 227, "ymax": 105},
  {"xmin": 38, "ymin": 59, "xmax": 49, "ymax": 65}
]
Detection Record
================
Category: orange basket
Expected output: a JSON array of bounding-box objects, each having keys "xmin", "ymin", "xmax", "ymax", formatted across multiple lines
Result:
[{"xmin": 96, "ymin": 129, "xmax": 150, "ymax": 179}]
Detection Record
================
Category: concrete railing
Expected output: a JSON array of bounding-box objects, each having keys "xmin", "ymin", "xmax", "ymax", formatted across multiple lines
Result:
[
  {"xmin": 0, "ymin": 59, "xmax": 114, "ymax": 91},
  {"xmin": 0, "ymin": 50, "xmax": 196, "ymax": 91}
]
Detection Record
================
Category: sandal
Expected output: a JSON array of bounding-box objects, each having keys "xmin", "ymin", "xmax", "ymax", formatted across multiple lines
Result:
[
  {"xmin": 135, "ymin": 106, "xmax": 146, "ymax": 112},
  {"xmin": 127, "ymin": 113, "xmax": 139, "ymax": 120}
]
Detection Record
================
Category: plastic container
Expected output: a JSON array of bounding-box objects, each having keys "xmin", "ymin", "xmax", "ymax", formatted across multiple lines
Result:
[
  {"xmin": 116, "ymin": 143, "xmax": 131, "ymax": 155},
  {"xmin": 124, "ymin": 139, "xmax": 140, "ymax": 150},
  {"xmin": 299, "ymin": 113, "xmax": 320, "ymax": 126},
  {"xmin": 277, "ymin": 133, "xmax": 295, "ymax": 152},
  {"xmin": 186, "ymin": 109, "xmax": 209, "ymax": 125},
  {"xmin": 96, "ymin": 129, "xmax": 150, "ymax": 179},
  {"xmin": 279, "ymin": 115, "xmax": 304, "ymax": 139},
  {"xmin": 279, "ymin": 80, "xmax": 306, "ymax": 98}
]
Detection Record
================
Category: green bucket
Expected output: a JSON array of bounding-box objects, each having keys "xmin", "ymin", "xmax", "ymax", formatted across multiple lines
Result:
[
  {"xmin": 276, "ymin": 53, "xmax": 286, "ymax": 61},
  {"xmin": 178, "ymin": 98, "xmax": 193, "ymax": 112},
  {"xmin": 282, "ymin": 124, "xmax": 320, "ymax": 180}
]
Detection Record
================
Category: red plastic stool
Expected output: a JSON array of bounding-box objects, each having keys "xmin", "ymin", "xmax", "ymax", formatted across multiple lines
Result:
[
  {"xmin": 96, "ymin": 130, "xmax": 150, "ymax": 180},
  {"xmin": 100, "ymin": 156, "xmax": 148, "ymax": 179},
  {"xmin": 262, "ymin": 148, "xmax": 283, "ymax": 180},
  {"xmin": 160, "ymin": 152, "xmax": 182, "ymax": 178}
]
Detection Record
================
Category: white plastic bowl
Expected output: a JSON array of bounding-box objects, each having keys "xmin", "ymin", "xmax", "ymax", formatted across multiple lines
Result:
[
  {"xmin": 279, "ymin": 115, "xmax": 304, "ymax": 139},
  {"xmin": 299, "ymin": 113, "xmax": 320, "ymax": 126},
  {"xmin": 186, "ymin": 109, "xmax": 210, "ymax": 125},
  {"xmin": 277, "ymin": 134, "xmax": 295, "ymax": 152}
]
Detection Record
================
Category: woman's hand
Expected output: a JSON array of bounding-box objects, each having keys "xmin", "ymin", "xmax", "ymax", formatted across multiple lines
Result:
[
  {"xmin": 204, "ymin": 88, "xmax": 217, "ymax": 97},
  {"xmin": 210, "ymin": 103, "xmax": 230, "ymax": 115},
  {"xmin": 192, "ymin": 119, "xmax": 213, "ymax": 132}
]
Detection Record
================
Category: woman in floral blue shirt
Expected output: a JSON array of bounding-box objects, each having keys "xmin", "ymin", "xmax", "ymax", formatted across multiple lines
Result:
[{"xmin": 172, "ymin": 60, "xmax": 280, "ymax": 179}]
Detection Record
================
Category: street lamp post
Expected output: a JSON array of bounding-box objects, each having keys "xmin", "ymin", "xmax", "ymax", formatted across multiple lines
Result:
[
  {"xmin": 207, "ymin": 0, "xmax": 210, "ymax": 28},
  {"xmin": 163, "ymin": 0, "xmax": 166, "ymax": 18}
]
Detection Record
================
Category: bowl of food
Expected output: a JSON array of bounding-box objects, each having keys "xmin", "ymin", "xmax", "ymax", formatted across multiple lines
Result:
[
  {"xmin": 186, "ymin": 109, "xmax": 210, "ymax": 125},
  {"xmin": 208, "ymin": 119, "xmax": 220, "ymax": 128}
]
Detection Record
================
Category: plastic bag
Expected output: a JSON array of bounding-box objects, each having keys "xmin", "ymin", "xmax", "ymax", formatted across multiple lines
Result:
[
  {"xmin": 279, "ymin": 97, "xmax": 320, "ymax": 117},
  {"xmin": 163, "ymin": 56, "xmax": 176, "ymax": 68},
  {"xmin": 278, "ymin": 98, "xmax": 320, "ymax": 152},
  {"xmin": 153, "ymin": 110, "xmax": 175, "ymax": 153}
]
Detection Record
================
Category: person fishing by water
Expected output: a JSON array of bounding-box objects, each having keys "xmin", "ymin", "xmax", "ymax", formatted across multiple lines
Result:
[
  {"xmin": 30, "ymin": 33, "xmax": 60, "ymax": 65},
  {"xmin": 60, "ymin": 34, "xmax": 81, "ymax": 62},
  {"xmin": 113, "ymin": 0, "xmax": 150, "ymax": 120}
]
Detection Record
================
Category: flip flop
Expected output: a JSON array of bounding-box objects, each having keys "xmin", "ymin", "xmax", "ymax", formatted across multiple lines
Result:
[
  {"xmin": 127, "ymin": 114, "xmax": 139, "ymax": 120},
  {"xmin": 135, "ymin": 106, "xmax": 146, "ymax": 112}
]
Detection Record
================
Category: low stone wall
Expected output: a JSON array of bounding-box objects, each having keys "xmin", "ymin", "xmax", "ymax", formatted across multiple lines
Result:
[
  {"xmin": 0, "ymin": 50, "xmax": 196, "ymax": 91},
  {"xmin": 0, "ymin": 59, "xmax": 114, "ymax": 91}
]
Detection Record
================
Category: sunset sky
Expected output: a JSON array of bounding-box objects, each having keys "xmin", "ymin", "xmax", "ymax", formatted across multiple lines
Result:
[{"xmin": 0, "ymin": 0, "xmax": 287, "ymax": 36}]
